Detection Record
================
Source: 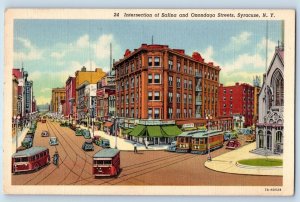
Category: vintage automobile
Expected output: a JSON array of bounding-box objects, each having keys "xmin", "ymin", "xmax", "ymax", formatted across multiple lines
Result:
[
  {"xmin": 60, "ymin": 122, "xmax": 68, "ymax": 127},
  {"xmin": 12, "ymin": 146, "xmax": 50, "ymax": 174},
  {"xmin": 82, "ymin": 140, "xmax": 94, "ymax": 151},
  {"xmin": 41, "ymin": 130, "xmax": 49, "ymax": 137},
  {"xmin": 49, "ymin": 137, "xmax": 59, "ymax": 146},
  {"xmin": 224, "ymin": 131, "xmax": 238, "ymax": 141},
  {"xmin": 69, "ymin": 124, "xmax": 78, "ymax": 131},
  {"xmin": 75, "ymin": 128, "xmax": 83, "ymax": 136},
  {"xmin": 21, "ymin": 137, "xmax": 33, "ymax": 149},
  {"xmin": 92, "ymin": 148, "xmax": 120, "ymax": 177},
  {"xmin": 245, "ymin": 133, "xmax": 256, "ymax": 142},
  {"xmin": 225, "ymin": 139, "xmax": 241, "ymax": 149},
  {"xmin": 95, "ymin": 139, "xmax": 110, "ymax": 148},
  {"xmin": 166, "ymin": 141, "xmax": 177, "ymax": 152},
  {"xmin": 92, "ymin": 135, "xmax": 101, "ymax": 143},
  {"xmin": 83, "ymin": 130, "xmax": 91, "ymax": 139}
]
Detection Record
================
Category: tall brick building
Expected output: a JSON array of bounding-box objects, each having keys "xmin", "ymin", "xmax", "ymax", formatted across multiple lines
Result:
[
  {"xmin": 218, "ymin": 83, "xmax": 254, "ymax": 128},
  {"xmin": 114, "ymin": 44, "xmax": 232, "ymax": 131}
]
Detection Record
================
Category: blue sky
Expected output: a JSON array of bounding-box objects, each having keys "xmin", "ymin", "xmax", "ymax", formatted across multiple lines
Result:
[{"xmin": 13, "ymin": 20, "xmax": 282, "ymax": 105}]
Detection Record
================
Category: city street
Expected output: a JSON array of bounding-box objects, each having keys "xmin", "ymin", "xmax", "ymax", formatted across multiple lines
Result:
[{"xmin": 12, "ymin": 120, "xmax": 282, "ymax": 186}]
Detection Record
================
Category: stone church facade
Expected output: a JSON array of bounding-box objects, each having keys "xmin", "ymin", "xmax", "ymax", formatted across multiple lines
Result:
[{"xmin": 255, "ymin": 45, "xmax": 284, "ymax": 155}]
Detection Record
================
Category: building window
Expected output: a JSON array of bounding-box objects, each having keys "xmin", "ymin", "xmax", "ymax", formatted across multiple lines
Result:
[
  {"xmin": 154, "ymin": 108, "xmax": 160, "ymax": 119},
  {"xmin": 131, "ymin": 109, "xmax": 134, "ymax": 118},
  {"xmin": 184, "ymin": 79, "xmax": 187, "ymax": 89},
  {"xmin": 188, "ymin": 80, "xmax": 192, "ymax": 89},
  {"xmin": 126, "ymin": 95, "xmax": 129, "ymax": 104},
  {"xmin": 136, "ymin": 76, "xmax": 139, "ymax": 87},
  {"xmin": 176, "ymin": 109, "xmax": 181, "ymax": 118},
  {"xmin": 184, "ymin": 108, "xmax": 187, "ymax": 117},
  {"xmin": 189, "ymin": 66, "xmax": 193, "ymax": 74},
  {"xmin": 223, "ymin": 96, "xmax": 226, "ymax": 101},
  {"xmin": 148, "ymin": 74, "xmax": 153, "ymax": 84},
  {"xmin": 148, "ymin": 92, "xmax": 153, "ymax": 101},
  {"xmin": 154, "ymin": 91, "xmax": 160, "ymax": 100},
  {"xmin": 177, "ymin": 61, "xmax": 181, "ymax": 72},
  {"xmin": 272, "ymin": 70, "xmax": 284, "ymax": 106},
  {"xmin": 223, "ymin": 104, "xmax": 226, "ymax": 108},
  {"xmin": 184, "ymin": 94, "xmax": 187, "ymax": 104},
  {"xmin": 154, "ymin": 74, "xmax": 160, "ymax": 83},
  {"xmin": 148, "ymin": 108, "xmax": 152, "ymax": 119},
  {"xmin": 131, "ymin": 93, "xmax": 134, "ymax": 103},
  {"xmin": 168, "ymin": 92, "xmax": 173, "ymax": 103},
  {"xmin": 168, "ymin": 108, "xmax": 173, "ymax": 118},
  {"xmin": 154, "ymin": 57, "xmax": 160, "ymax": 66},
  {"xmin": 148, "ymin": 57, "xmax": 153, "ymax": 67},
  {"xmin": 168, "ymin": 76, "xmax": 173, "ymax": 86},
  {"xmin": 176, "ymin": 93, "xmax": 180, "ymax": 103},
  {"xmin": 136, "ymin": 109, "xmax": 139, "ymax": 118},
  {"xmin": 188, "ymin": 94, "xmax": 192, "ymax": 103},
  {"xmin": 223, "ymin": 89, "xmax": 226, "ymax": 94},
  {"xmin": 189, "ymin": 109, "xmax": 192, "ymax": 117},
  {"xmin": 131, "ymin": 63, "xmax": 135, "ymax": 72},
  {"xmin": 276, "ymin": 131, "xmax": 283, "ymax": 143},
  {"xmin": 176, "ymin": 78, "xmax": 181, "ymax": 88},
  {"xmin": 131, "ymin": 78, "xmax": 134, "ymax": 88},
  {"xmin": 126, "ymin": 80, "xmax": 129, "ymax": 89},
  {"xmin": 126, "ymin": 108, "xmax": 129, "ymax": 117},
  {"xmin": 168, "ymin": 59, "xmax": 173, "ymax": 70}
]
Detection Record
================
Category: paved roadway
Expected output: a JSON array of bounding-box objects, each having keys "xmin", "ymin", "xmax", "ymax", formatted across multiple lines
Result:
[{"xmin": 12, "ymin": 120, "xmax": 282, "ymax": 186}]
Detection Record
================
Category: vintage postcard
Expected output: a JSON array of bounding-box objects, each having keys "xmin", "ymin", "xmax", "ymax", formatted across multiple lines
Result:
[{"xmin": 3, "ymin": 9, "xmax": 295, "ymax": 195}]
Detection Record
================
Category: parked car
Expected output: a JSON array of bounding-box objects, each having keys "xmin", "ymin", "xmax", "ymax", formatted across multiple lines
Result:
[
  {"xmin": 166, "ymin": 141, "xmax": 177, "ymax": 152},
  {"xmin": 96, "ymin": 139, "xmax": 110, "ymax": 148},
  {"xmin": 21, "ymin": 137, "xmax": 33, "ymax": 148},
  {"xmin": 41, "ymin": 130, "xmax": 49, "ymax": 137},
  {"xmin": 75, "ymin": 129, "xmax": 83, "ymax": 136},
  {"xmin": 69, "ymin": 124, "xmax": 78, "ymax": 131},
  {"xmin": 82, "ymin": 140, "xmax": 94, "ymax": 151},
  {"xmin": 92, "ymin": 135, "xmax": 101, "ymax": 143},
  {"xmin": 225, "ymin": 139, "xmax": 241, "ymax": 149},
  {"xmin": 49, "ymin": 137, "xmax": 59, "ymax": 146},
  {"xmin": 83, "ymin": 130, "xmax": 91, "ymax": 139},
  {"xmin": 60, "ymin": 122, "xmax": 68, "ymax": 127},
  {"xmin": 245, "ymin": 134, "xmax": 256, "ymax": 142},
  {"xmin": 25, "ymin": 134, "xmax": 34, "ymax": 140},
  {"xmin": 224, "ymin": 131, "xmax": 238, "ymax": 141}
]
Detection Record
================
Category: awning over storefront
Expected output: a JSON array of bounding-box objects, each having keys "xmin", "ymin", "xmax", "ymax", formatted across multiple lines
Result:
[
  {"xmin": 161, "ymin": 125, "xmax": 182, "ymax": 137},
  {"xmin": 130, "ymin": 125, "xmax": 146, "ymax": 137},
  {"xmin": 104, "ymin": 122, "xmax": 113, "ymax": 127},
  {"xmin": 122, "ymin": 128, "xmax": 133, "ymax": 135},
  {"xmin": 147, "ymin": 126, "xmax": 163, "ymax": 137}
]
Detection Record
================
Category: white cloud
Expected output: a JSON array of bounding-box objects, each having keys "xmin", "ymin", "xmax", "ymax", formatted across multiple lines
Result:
[
  {"xmin": 257, "ymin": 37, "xmax": 277, "ymax": 61},
  {"xmin": 51, "ymin": 51, "xmax": 65, "ymax": 59},
  {"xmin": 76, "ymin": 34, "xmax": 89, "ymax": 48},
  {"xmin": 35, "ymin": 96, "xmax": 51, "ymax": 105},
  {"xmin": 14, "ymin": 37, "xmax": 43, "ymax": 61},
  {"xmin": 202, "ymin": 46, "xmax": 214, "ymax": 62},
  {"xmin": 93, "ymin": 34, "xmax": 121, "ymax": 60},
  {"xmin": 223, "ymin": 31, "xmax": 252, "ymax": 51}
]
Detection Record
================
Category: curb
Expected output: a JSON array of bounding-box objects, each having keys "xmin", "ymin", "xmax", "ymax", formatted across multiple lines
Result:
[{"xmin": 235, "ymin": 161, "xmax": 283, "ymax": 169}]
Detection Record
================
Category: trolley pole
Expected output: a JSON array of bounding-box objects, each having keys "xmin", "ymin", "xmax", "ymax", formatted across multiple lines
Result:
[{"xmin": 206, "ymin": 115, "xmax": 212, "ymax": 161}]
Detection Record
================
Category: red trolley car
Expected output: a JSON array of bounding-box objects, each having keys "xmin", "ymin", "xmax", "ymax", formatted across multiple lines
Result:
[
  {"xmin": 93, "ymin": 148, "xmax": 120, "ymax": 177},
  {"xmin": 12, "ymin": 146, "xmax": 50, "ymax": 174}
]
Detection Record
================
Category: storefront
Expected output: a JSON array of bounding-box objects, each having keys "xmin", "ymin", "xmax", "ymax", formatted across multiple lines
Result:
[{"xmin": 103, "ymin": 122, "xmax": 113, "ymax": 135}]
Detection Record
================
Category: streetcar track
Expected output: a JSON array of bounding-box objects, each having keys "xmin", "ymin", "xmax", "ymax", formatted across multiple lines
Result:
[
  {"xmin": 23, "ymin": 122, "xmax": 68, "ymax": 185},
  {"xmin": 47, "ymin": 121, "xmax": 93, "ymax": 184}
]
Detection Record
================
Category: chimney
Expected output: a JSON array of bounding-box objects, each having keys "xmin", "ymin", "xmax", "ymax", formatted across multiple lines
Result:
[{"xmin": 81, "ymin": 66, "xmax": 87, "ymax": 72}]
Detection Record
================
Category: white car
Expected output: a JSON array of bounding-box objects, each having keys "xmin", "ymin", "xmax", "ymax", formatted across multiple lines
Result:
[{"xmin": 49, "ymin": 137, "xmax": 59, "ymax": 146}]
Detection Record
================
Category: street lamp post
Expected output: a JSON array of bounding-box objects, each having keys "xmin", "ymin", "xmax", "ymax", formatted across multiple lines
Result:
[
  {"xmin": 206, "ymin": 114, "xmax": 212, "ymax": 161},
  {"xmin": 14, "ymin": 115, "xmax": 20, "ymax": 152},
  {"xmin": 114, "ymin": 116, "xmax": 118, "ymax": 149}
]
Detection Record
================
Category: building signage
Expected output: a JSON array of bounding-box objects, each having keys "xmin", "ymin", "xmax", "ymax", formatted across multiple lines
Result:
[
  {"xmin": 182, "ymin": 123, "xmax": 195, "ymax": 128},
  {"xmin": 139, "ymin": 120, "xmax": 175, "ymax": 125},
  {"xmin": 25, "ymin": 82, "xmax": 31, "ymax": 112}
]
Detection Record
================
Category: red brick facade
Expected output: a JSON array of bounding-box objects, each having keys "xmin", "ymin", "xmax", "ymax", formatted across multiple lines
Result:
[
  {"xmin": 218, "ymin": 82, "xmax": 254, "ymax": 127},
  {"xmin": 114, "ymin": 44, "xmax": 232, "ymax": 128}
]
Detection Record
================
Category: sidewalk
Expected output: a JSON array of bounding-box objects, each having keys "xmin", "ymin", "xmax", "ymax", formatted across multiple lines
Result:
[
  {"xmin": 12, "ymin": 126, "xmax": 29, "ymax": 154},
  {"xmin": 80, "ymin": 126, "xmax": 168, "ymax": 151},
  {"xmin": 204, "ymin": 142, "xmax": 283, "ymax": 176}
]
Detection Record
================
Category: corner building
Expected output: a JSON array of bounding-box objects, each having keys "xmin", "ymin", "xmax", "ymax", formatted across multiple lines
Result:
[{"xmin": 114, "ymin": 44, "xmax": 231, "ymax": 130}]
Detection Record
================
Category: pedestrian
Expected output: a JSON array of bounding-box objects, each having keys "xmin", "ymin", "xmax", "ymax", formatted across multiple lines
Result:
[
  {"xmin": 53, "ymin": 151, "xmax": 60, "ymax": 167},
  {"xmin": 134, "ymin": 142, "xmax": 137, "ymax": 153}
]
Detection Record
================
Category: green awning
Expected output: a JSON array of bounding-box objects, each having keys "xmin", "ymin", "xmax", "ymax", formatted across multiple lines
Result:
[
  {"xmin": 162, "ymin": 125, "xmax": 182, "ymax": 137},
  {"xmin": 130, "ymin": 125, "xmax": 146, "ymax": 137},
  {"xmin": 122, "ymin": 128, "xmax": 133, "ymax": 135},
  {"xmin": 147, "ymin": 126, "xmax": 163, "ymax": 137}
]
